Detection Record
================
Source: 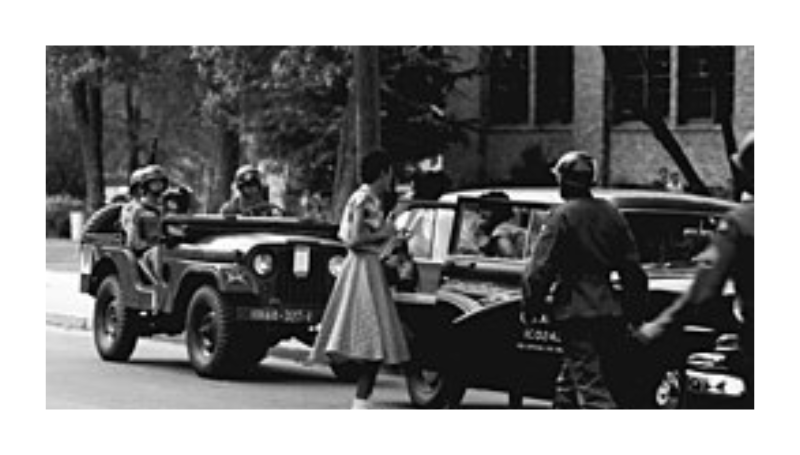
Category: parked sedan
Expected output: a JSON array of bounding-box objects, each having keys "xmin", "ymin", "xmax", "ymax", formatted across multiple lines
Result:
[{"xmin": 393, "ymin": 188, "xmax": 743, "ymax": 408}]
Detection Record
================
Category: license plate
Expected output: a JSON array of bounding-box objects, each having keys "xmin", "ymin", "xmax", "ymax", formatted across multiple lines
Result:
[
  {"xmin": 293, "ymin": 245, "xmax": 310, "ymax": 278},
  {"xmin": 241, "ymin": 307, "xmax": 316, "ymax": 324}
]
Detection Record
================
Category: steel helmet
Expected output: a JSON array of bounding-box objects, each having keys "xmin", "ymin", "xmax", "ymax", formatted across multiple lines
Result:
[
  {"xmin": 234, "ymin": 164, "xmax": 262, "ymax": 189},
  {"xmin": 552, "ymin": 151, "xmax": 597, "ymax": 188},
  {"xmin": 733, "ymin": 132, "xmax": 754, "ymax": 179},
  {"xmin": 130, "ymin": 165, "xmax": 168, "ymax": 190}
]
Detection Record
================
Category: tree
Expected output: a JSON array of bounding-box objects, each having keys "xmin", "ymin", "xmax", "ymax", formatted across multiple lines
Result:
[
  {"xmin": 602, "ymin": 46, "xmax": 711, "ymax": 196},
  {"xmin": 191, "ymin": 46, "xmax": 283, "ymax": 211},
  {"xmin": 48, "ymin": 46, "xmax": 108, "ymax": 212}
]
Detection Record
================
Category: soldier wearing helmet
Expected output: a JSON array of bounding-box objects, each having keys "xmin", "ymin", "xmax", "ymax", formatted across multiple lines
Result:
[
  {"xmin": 220, "ymin": 164, "xmax": 278, "ymax": 217},
  {"xmin": 522, "ymin": 150, "xmax": 648, "ymax": 408},
  {"xmin": 120, "ymin": 165, "xmax": 169, "ymax": 284},
  {"xmin": 637, "ymin": 132, "xmax": 754, "ymax": 407}
]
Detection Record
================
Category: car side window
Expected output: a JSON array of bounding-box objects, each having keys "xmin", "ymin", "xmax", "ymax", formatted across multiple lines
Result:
[
  {"xmin": 395, "ymin": 207, "xmax": 438, "ymax": 260},
  {"xmin": 453, "ymin": 199, "xmax": 549, "ymax": 260},
  {"xmin": 625, "ymin": 212, "xmax": 721, "ymax": 268}
]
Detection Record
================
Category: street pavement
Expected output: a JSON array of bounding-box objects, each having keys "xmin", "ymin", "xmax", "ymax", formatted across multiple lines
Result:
[{"xmin": 45, "ymin": 239, "xmax": 550, "ymax": 409}]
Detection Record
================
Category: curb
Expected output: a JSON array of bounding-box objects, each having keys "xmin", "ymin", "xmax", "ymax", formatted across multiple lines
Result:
[
  {"xmin": 46, "ymin": 312, "xmax": 91, "ymax": 331},
  {"xmin": 45, "ymin": 311, "xmax": 313, "ymax": 364}
]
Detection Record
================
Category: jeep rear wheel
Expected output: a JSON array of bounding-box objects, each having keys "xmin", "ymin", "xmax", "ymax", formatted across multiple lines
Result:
[
  {"xmin": 405, "ymin": 363, "xmax": 465, "ymax": 409},
  {"xmin": 185, "ymin": 285, "xmax": 251, "ymax": 378},
  {"xmin": 93, "ymin": 275, "xmax": 139, "ymax": 361}
]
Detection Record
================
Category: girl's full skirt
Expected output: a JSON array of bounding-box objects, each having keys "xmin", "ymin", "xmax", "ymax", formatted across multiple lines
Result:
[{"xmin": 309, "ymin": 250, "xmax": 410, "ymax": 365}]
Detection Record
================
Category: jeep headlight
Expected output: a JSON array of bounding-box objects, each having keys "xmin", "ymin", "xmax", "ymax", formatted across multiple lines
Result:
[
  {"xmin": 252, "ymin": 253, "xmax": 275, "ymax": 276},
  {"xmin": 328, "ymin": 255, "xmax": 345, "ymax": 277}
]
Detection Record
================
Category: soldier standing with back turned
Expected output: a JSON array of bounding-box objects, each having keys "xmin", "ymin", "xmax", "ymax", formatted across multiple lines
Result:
[{"xmin": 521, "ymin": 151, "xmax": 649, "ymax": 409}]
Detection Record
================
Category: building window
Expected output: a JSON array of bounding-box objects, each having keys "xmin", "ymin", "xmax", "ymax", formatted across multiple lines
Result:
[
  {"xmin": 535, "ymin": 46, "xmax": 573, "ymax": 125},
  {"xmin": 611, "ymin": 46, "xmax": 671, "ymax": 124},
  {"xmin": 487, "ymin": 46, "xmax": 530, "ymax": 125},
  {"xmin": 678, "ymin": 46, "xmax": 734, "ymax": 124}
]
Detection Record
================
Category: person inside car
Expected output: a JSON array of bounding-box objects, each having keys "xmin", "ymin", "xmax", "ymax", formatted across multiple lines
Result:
[
  {"xmin": 120, "ymin": 164, "xmax": 169, "ymax": 285},
  {"xmin": 220, "ymin": 164, "xmax": 278, "ymax": 217},
  {"xmin": 475, "ymin": 191, "xmax": 526, "ymax": 259}
]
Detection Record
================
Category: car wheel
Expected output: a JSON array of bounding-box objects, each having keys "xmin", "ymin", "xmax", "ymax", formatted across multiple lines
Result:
[
  {"xmin": 185, "ymin": 285, "xmax": 243, "ymax": 378},
  {"xmin": 93, "ymin": 275, "xmax": 139, "ymax": 361},
  {"xmin": 405, "ymin": 362, "xmax": 466, "ymax": 409},
  {"xmin": 653, "ymin": 369, "xmax": 684, "ymax": 409}
]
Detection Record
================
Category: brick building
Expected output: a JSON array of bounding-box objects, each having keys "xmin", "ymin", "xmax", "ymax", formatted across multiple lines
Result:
[{"xmin": 443, "ymin": 46, "xmax": 754, "ymax": 195}]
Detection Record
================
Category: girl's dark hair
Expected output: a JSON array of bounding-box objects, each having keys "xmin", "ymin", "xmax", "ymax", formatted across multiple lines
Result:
[{"xmin": 360, "ymin": 151, "xmax": 392, "ymax": 184}]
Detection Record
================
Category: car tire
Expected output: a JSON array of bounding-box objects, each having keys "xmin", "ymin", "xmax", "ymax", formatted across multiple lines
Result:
[
  {"xmin": 185, "ymin": 285, "xmax": 246, "ymax": 378},
  {"xmin": 93, "ymin": 275, "xmax": 139, "ymax": 362},
  {"xmin": 405, "ymin": 362, "xmax": 466, "ymax": 409}
]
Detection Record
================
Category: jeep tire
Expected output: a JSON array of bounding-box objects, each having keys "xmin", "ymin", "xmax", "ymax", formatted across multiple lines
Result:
[
  {"xmin": 93, "ymin": 275, "xmax": 139, "ymax": 361},
  {"xmin": 186, "ymin": 285, "xmax": 256, "ymax": 378}
]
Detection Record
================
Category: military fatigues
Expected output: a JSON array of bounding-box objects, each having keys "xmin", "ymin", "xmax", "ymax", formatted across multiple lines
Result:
[
  {"xmin": 120, "ymin": 199, "xmax": 162, "ymax": 282},
  {"xmin": 649, "ymin": 201, "xmax": 754, "ymax": 405},
  {"xmin": 220, "ymin": 191, "xmax": 274, "ymax": 217},
  {"xmin": 523, "ymin": 196, "xmax": 648, "ymax": 408}
]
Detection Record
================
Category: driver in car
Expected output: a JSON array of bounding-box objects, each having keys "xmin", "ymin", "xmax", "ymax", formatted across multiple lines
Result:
[
  {"xmin": 220, "ymin": 164, "xmax": 278, "ymax": 217},
  {"xmin": 474, "ymin": 191, "xmax": 526, "ymax": 259}
]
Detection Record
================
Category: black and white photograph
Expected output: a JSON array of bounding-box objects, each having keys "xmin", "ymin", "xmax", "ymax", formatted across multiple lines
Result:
[
  {"xmin": 33, "ymin": 2, "xmax": 777, "ymax": 452},
  {"xmin": 46, "ymin": 44, "xmax": 753, "ymax": 411}
]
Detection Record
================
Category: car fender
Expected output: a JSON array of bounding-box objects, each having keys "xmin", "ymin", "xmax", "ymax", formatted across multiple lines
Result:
[{"xmin": 434, "ymin": 288, "xmax": 483, "ymax": 317}]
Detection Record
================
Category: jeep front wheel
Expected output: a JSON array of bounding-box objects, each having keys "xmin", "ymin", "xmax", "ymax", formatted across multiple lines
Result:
[
  {"xmin": 93, "ymin": 275, "xmax": 139, "ymax": 361},
  {"xmin": 185, "ymin": 285, "xmax": 244, "ymax": 378}
]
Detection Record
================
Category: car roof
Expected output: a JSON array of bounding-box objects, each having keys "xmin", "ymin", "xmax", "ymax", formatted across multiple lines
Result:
[{"xmin": 440, "ymin": 187, "xmax": 737, "ymax": 214}]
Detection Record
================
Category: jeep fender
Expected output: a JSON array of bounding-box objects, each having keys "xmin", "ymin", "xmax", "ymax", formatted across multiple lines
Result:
[{"xmin": 166, "ymin": 264, "xmax": 256, "ymax": 316}]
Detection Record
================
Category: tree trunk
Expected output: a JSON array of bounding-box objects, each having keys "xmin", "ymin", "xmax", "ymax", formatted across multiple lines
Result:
[
  {"xmin": 124, "ymin": 82, "xmax": 141, "ymax": 177},
  {"xmin": 354, "ymin": 46, "xmax": 381, "ymax": 179},
  {"xmin": 209, "ymin": 125, "xmax": 241, "ymax": 212},
  {"xmin": 332, "ymin": 90, "xmax": 357, "ymax": 221},
  {"xmin": 71, "ymin": 48, "xmax": 106, "ymax": 213},
  {"xmin": 476, "ymin": 46, "xmax": 492, "ymax": 185},
  {"xmin": 602, "ymin": 47, "xmax": 710, "ymax": 196}
]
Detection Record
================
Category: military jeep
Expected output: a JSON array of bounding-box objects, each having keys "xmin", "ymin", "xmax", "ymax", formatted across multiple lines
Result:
[{"xmin": 79, "ymin": 204, "xmax": 347, "ymax": 379}]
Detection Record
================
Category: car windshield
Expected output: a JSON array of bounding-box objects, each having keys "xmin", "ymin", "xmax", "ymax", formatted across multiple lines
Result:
[{"xmin": 625, "ymin": 211, "xmax": 721, "ymax": 269}]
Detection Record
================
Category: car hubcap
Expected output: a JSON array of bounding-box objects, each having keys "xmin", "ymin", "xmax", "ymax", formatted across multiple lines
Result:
[
  {"xmin": 655, "ymin": 370, "xmax": 681, "ymax": 409},
  {"xmin": 196, "ymin": 309, "xmax": 217, "ymax": 356},
  {"xmin": 417, "ymin": 368, "xmax": 442, "ymax": 395},
  {"xmin": 103, "ymin": 300, "xmax": 119, "ymax": 340}
]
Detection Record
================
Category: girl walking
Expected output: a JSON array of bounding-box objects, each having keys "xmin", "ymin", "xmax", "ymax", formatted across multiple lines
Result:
[{"xmin": 309, "ymin": 152, "xmax": 410, "ymax": 409}]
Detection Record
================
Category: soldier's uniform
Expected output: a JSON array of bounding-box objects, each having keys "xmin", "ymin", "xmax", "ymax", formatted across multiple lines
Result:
[
  {"xmin": 121, "ymin": 165, "xmax": 169, "ymax": 284},
  {"xmin": 220, "ymin": 165, "xmax": 275, "ymax": 217},
  {"xmin": 522, "ymin": 151, "xmax": 648, "ymax": 409},
  {"xmin": 220, "ymin": 191, "xmax": 273, "ymax": 217},
  {"xmin": 639, "ymin": 132, "xmax": 754, "ymax": 407}
]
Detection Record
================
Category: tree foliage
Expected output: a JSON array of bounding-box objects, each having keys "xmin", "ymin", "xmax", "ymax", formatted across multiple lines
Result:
[{"xmin": 47, "ymin": 46, "xmax": 470, "ymax": 214}]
